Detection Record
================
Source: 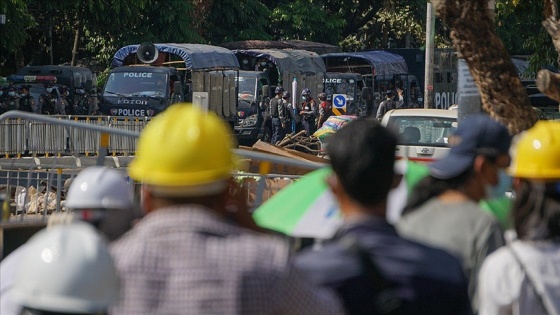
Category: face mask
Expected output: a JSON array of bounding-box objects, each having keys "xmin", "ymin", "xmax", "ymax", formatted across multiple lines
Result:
[
  {"xmin": 261, "ymin": 62, "xmax": 267, "ymax": 66},
  {"xmin": 484, "ymin": 169, "xmax": 513, "ymax": 200},
  {"xmin": 302, "ymin": 96, "xmax": 307, "ymax": 101},
  {"xmin": 77, "ymin": 89, "xmax": 85, "ymax": 94},
  {"xmin": 20, "ymin": 93, "xmax": 26, "ymax": 97},
  {"xmin": 242, "ymin": 59, "xmax": 249, "ymax": 65},
  {"xmin": 8, "ymin": 92, "xmax": 16, "ymax": 97},
  {"xmin": 46, "ymin": 88, "xmax": 53, "ymax": 93}
]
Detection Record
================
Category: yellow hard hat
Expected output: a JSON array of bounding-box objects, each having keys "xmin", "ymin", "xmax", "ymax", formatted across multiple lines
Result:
[
  {"xmin": 508, "ymin": 121, "xmax": 560, "ymax": 180},
  {"xmin": 129, "ymin": 104, "xmax": 236, "ymax": 196}
]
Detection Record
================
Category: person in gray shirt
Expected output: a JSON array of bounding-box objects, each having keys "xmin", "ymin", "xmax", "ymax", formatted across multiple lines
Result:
[{"xmin": 397, "ymin": 113, "xmax": 511, "ymax": 314}]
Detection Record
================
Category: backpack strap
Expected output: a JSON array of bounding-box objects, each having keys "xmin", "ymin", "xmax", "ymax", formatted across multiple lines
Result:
[{"xmin": 508, "ymin": 244, "xmax": 553, "ymax": 315}]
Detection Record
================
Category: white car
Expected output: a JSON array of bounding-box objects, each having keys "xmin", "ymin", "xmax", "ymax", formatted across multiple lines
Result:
[{"xmin": 380, "ymin": 109, "xmax": 458, "ymax": 162}]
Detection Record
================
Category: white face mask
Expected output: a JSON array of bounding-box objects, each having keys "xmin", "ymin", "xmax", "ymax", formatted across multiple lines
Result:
[
  {"xmin": 261, "ymin": 62, "xmax": 267, "ymax": 66},
  {"xmin": 302, "ymin": 96, "xmax": 307, "ymax": 101},
  {"xmin": 8, "ymin": 91, "xmax": 16, "ymax": 97},
  {"xmin": 46, "ymin": 88, "xmax": 53, "ymax": 93},
  {"xmin": 484, "ymin": 169, "xmax": 512, "ymax": 200}
]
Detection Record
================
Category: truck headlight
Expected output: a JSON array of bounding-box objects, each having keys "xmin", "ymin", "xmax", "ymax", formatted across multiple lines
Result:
[{"xmin": 241, "ymin": 114, "xmax": 258, "ymax": 127}]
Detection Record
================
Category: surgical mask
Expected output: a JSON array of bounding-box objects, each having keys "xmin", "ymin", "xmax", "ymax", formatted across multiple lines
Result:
[
  {"xmin": 20, "ymin": 93, "xmax": 26, "ymax": 97},
  {"xmin": 484, "ymin": 169, "xmax": 513, "ymax": 200},
  {"xmin": 302, "ymin": 96, "xmax": 307, "ymax": 101},
  {"xmin": 8, "ymin": 91, "xmax": 16, "ymax": 97},
  {"xmin": 242, "ymin": 59, "xmax": 249, "ymax": 65},
  {"xmin": 46, "ymin": 88, "xmax": 53, "ymax": 93},
  {"xmin": 261, "ymin": 62, "xmax": 268, "ymax": 66}
]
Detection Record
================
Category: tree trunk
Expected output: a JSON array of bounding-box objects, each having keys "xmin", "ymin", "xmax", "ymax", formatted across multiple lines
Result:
[{"xmin": 432, "ymin": 0, "xmax": 537, "ymax": 135}]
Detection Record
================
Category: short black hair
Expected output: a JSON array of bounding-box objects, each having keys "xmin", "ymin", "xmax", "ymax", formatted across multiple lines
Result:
[{"xmin": 327, "ymin": 118, "xmax": 397, "ymax": 206}]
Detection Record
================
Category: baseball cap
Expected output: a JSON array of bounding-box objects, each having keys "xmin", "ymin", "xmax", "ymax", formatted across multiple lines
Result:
[{"xmin": 429, "ymin": 113, "xmax": 512, "ymax": 179}]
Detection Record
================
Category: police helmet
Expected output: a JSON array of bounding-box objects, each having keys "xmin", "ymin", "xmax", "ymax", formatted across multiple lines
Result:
[
  {"xmin": 301, "ymin": 88, "xmax": 311, "ymax": 96},
  {"xmin": 282, "ymin": 91, "xmax": 291, "ymax": 99},
  {"xmin": 275, "ymin": 86, "xmax": 285, "ymax": 94},
  {"xmin": 317, "ymin": 92, "xmax": 327, "ymax": 100}
]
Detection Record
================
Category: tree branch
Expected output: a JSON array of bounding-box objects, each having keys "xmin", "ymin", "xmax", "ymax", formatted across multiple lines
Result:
[{"xmin": 432, "ymin": 0, "xmax": 537, "ymax": 134}]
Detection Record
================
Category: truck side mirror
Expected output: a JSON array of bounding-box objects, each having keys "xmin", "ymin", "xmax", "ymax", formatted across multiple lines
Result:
[
  {"xmin": 361, "ymin": 87, "xmax": 372, "ymax": 102},
  {"xmin": 262, "ymin": 85, "xmax": 270, "ymax": 98}
]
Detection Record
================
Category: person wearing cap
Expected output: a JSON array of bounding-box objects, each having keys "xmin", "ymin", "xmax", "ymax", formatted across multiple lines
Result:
[
  {"xmin": 375, "ymin": 89, "xmax": 403, "ymax": 119},
  {"xmin": 396, "ymin": 113, "xmax": 510, "ymax": 313},
  {"xmin": 270, "ymin": 86, "xmax": 285, "ymax": 144},
  {"xmin": 280, "ymin": 90, "xmax": 295, "ymax": 134},
  {"xmin": 10, "ymin": 223, "xmax": 120, "ymax": 315},
  {"xmin": 478, "ymin": 121, "xmax": 560, "ymax": 315},
  {"xmin": 110, "ymin": 104, "xmax": 345, "ymax": 315},
  {"xmin": 295, "ymin": 118, "xmax": 471, "ymax": 315}
]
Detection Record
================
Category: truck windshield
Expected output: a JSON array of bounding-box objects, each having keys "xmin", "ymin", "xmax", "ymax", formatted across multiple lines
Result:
[
  {"xmin": 104, "ymin": 72, "xmax": 168, "ymax": 97},
  {"xmin": 324, "ymin": 78, "xmax": 356, "ymax": 100},
  {"xmin": 237, "ymin": 76, "xmax": 257, "ymax": 102}
]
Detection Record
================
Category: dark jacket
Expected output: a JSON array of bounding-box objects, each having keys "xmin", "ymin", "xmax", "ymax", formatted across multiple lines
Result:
[{"xmin": 295, "ymin": 216, "xmax": 472, "ymax": 315}]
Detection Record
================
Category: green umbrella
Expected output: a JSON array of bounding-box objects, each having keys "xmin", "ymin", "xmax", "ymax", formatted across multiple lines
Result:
[{"xmin": 252, "ymin": 167, "xmax": 343, "ymax": 239}]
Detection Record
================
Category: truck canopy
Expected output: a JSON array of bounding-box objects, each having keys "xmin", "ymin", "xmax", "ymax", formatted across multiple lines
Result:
[
  {"xmin": 234, "ymin": 49, "xmax": 326, "ymax": 75},
  {"xmin": 221, "ymin": 40, "xmax": 340, "ymax": 55},
  {"xmin": 111, "ymin": 43, "xmax": 240, "ymax": 70},
  {"xmin": 321, "ymin": 51, "xmax": 408, "ymax": 76}
]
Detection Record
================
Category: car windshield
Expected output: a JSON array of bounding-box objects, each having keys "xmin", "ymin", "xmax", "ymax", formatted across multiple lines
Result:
[
  {"xmin": 389, "ymin": 116, "xmax": 457, "ymax": 147},
  {"xmin": 237, "ymin": 76, "xmax": 257, "ymax": 103},
  {"xmin": 104, "ymin": 72, "xmax": 168, "ymax": 97}
]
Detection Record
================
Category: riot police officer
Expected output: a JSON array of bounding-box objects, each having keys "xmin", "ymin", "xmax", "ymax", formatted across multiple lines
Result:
[
  {"xmin": 3, "ymin": 85, "xmax": 20, "ymax": 111},
  {"xmin": 18, "ymin": 85, "xmax": 37, "ymax": 113},
  {"xmin": 270, "ymin": 86, "xmax": 285, "ymax": 144},
  {"xmin": 299, "ymin": 88, "xmax": 317, "ymax": 136}
]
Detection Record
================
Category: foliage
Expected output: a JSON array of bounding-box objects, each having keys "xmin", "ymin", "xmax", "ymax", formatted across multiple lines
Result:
[
  {"xmin": 0, "ymin": 0, "xmax": 558, "ymax": 79},
  {"xmin": 269, "ymin": 0, "xmax": 345, "ymax": 44}
]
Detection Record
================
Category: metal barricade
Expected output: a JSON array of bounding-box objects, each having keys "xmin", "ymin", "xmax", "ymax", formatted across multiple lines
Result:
[
  {"xmin": 28, "ymin": 116, "xmax": 69, "ymax": 156},
  {"xmin": 69, "ymin": 116, "xmax": 107, "ymax": 156},
  {"xmin": 108, "ymin": 117, "xmax": 147, "ymax": 155},
  {"xmin": 0, "ymin": 118, "xmax": 27, "ymax": 157}
]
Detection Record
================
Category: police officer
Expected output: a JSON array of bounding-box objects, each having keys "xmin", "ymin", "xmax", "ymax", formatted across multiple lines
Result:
[
  {"xmin": 270, "ymin": 86, "xmax": 285, "ymax": 144},
  {"xmin": 18, "ymin": 85, "xmax": 37, "ymax": 113},
  {"xmin": 4, "ymin": 85, "xmax": 20, "ymax": 111},
  {"xmin": 300, "ymin": 88, "xmax": 317, "ymax": 136},
  {"xmin": 280, "ymin": 91, "xmax": 295, "ymax": 135},
  {"xmin": 376, "ymin": 89, "xmax": 403, "ymax": 119},
  {"xmin": 316, "ymin": 92, "xmax": 332, "ymax": 130}
]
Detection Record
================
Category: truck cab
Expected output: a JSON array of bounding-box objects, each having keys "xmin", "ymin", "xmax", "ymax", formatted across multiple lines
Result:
[
  {"xmin": 235, "ymin": 71, "xmax": 272, "ymax": 144},
  {"xmin": 100, "ymin": 66, "xmax": 179, "ymax": 117}
]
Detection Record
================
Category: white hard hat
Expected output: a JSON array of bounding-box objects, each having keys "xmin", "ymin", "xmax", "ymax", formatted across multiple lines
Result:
[
  {"xmin": 65, "ymin": 166, "xmax": 134, "ymax": 210},
  {"xmin": 12, "ymin": 223, "xmax": 120, "ymax": 313}
]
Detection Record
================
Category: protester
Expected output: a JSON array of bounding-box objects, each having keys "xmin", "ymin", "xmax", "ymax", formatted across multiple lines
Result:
[
  {"xmin": 0, "ymin": 166, "xmax": 138, "ymax": 315},
  {"xmin": 479, "ymin": 121, "xmax": 560, "ymax": 315},
  {"xmin": 110, "ymin": 104, "xmax": 344, "ymax": 314},
  {"xmin": 64, "ymin": 166, "xmax": 140, "ymax": 241},
  {"xmin": 397, "ymin": 113, "xmax": 510, "ymax": 313},
  {"xmin": 296, "ymin": 118, "xmax": 471, "ymax": 315},
  {"xmin": 270, "ymin": 86, "xmax": 285, "ymax": 144},
  {"xmin": 10, "ymin": 223, "xmax": 120, "ymax": 315}
]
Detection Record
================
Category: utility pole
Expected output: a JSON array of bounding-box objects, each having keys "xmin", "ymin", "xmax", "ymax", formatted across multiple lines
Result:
[{"xmin": 424, "ymin": 2, "xmax": 435, "ymax": 108}]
